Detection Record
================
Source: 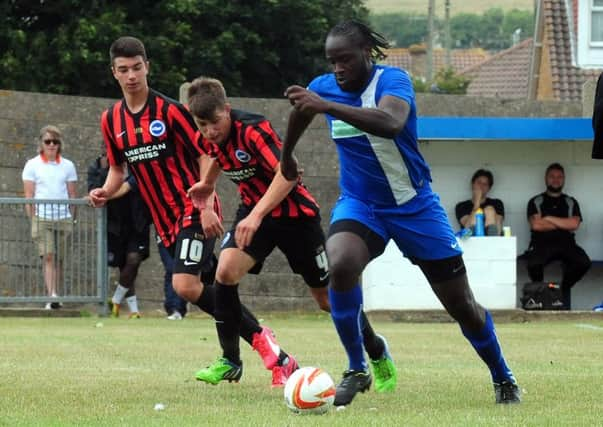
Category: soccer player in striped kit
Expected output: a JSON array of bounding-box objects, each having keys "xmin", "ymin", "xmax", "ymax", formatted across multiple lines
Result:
[
  {"xmin": 281, "ymin": 21, "xmax": 521, "ymax": 406},
  {"xmin": 88, "ymin": 36, "xmax": 296, "ymax": 385},
  {"xmin": 187, "ymin": 77, "xmax": 396, "ymax": 389}
]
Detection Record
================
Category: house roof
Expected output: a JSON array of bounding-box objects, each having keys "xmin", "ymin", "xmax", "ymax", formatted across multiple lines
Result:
[
  {"xmin": 461, "ymin": 38, "xmax": 533, "ymax": 99},
  {"xmin": 381, "ymin": 46, "xmax": 490, "ymax": 77},
  {"xmin": 458, "ymin": 0, "xmax": 601, "ymax": 101},
  {"xmin": 382, "ymin": 1, "xmax": 602, "ymax": 101},
  {"xmin": 541, "ymin": 0, "xmax": 602, "ymax": 101},
  {"xmin": 543, "ymin": 0, "xmax": 583, "ymax": 101}
]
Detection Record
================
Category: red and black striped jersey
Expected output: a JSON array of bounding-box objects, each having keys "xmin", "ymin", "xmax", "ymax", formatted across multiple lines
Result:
[
  {"xmin": 101, "ymin": 89, "xmax": 221, "ymax": 247},
  {"xmin": 197, "ymin": 109, "xmax": 319, "ymax": 218}
]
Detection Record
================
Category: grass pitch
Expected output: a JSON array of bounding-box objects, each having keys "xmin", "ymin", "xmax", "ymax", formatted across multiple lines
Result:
[{"xmin": 1, "ymin": 313, "xmax": 602, "ymax": 426}]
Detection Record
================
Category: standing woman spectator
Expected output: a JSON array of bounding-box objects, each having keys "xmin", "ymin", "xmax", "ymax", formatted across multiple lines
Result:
[{"xmin": 22, "ymin": 125, "xmax": 78, "ymax": 309}]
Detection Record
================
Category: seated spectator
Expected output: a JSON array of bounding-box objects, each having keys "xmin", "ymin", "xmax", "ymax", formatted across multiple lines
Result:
[
  {"xmin": 455, "ymin": 169, "xmax": 504, "ymax": 236},
  {"xmin": 524, "ymin": 163, "xmax": 591, "ymax": 310}
]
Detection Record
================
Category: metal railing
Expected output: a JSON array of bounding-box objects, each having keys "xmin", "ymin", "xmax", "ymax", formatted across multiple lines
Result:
[{"xmin": 0, "ymin": 198, "xmax": 107, "ymax": 311}]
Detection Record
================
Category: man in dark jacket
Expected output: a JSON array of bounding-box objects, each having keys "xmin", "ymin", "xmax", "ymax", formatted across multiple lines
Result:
[{"xmin": 88, "ymin": 151, "xmax": 151, "ymax": 318}]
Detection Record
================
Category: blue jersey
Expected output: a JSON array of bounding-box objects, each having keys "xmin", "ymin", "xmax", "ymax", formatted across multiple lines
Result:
[{"xmin": 308, "ymin": 65, "xmax": 432, "ymax": 206}]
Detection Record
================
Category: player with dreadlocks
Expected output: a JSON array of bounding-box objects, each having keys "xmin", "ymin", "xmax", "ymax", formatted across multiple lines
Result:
[{"xmin": 280, "ymin": 20, "xmax": 521, "ymax": 406}]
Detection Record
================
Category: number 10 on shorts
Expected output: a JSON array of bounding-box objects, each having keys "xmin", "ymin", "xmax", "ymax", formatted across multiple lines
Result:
[{"xmin": 179, "ymin": 238, "xmax": 203, "ymax": 263}]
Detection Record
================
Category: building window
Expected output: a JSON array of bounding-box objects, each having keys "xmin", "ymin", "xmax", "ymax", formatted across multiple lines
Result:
[
  {"xmin": 578, "ymin": 0, "xmax": 603, "ymax": 66},
  {"xmin": 593, "ymin": 0, "xmax": 603, "ymax": 43}
]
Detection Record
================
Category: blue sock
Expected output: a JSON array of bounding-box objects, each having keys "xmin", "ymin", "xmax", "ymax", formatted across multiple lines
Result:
[
  {"xmin": 329, "ymin": 285, "xmax": 367, "ymax": 371},
  {"xmin": 461, "ymin": 311, "xmax": 515, "ymax": 384}
]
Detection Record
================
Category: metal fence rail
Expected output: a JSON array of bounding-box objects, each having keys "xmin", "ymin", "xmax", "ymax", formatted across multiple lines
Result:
[{"xmin": 0, "ymin": 198, "xmax": 107, "ymax": 310}]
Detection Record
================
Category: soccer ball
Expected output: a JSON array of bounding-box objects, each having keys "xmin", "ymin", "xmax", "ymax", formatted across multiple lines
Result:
[{"xmin": 283, "ymin": 366, "xmax": 336, "ymax": 415}]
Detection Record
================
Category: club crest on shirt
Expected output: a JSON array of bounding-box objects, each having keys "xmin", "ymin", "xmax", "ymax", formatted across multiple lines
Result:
[
  {"xmin": 235, "ymin": 149, "xmax": 251, "ymax": 163},
  {"xmin": 149, "ymin": 120, "xmax": 166, "ymax": 137}
]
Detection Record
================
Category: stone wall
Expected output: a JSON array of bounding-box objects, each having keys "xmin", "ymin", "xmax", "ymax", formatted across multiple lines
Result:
[{"xmin": 3, "ymin": 89, "xmax": 600, "ymax": 312}]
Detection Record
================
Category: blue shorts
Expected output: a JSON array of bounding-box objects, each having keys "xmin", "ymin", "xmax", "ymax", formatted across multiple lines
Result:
[{"xmin": 330, "ymin": 190, "xmax": 462, "ymax": 261}]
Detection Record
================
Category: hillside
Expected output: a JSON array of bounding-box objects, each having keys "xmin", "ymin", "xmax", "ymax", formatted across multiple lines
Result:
[{"xmin": 366, "ymin": 0, "xmax": 534, "ymax": 15}]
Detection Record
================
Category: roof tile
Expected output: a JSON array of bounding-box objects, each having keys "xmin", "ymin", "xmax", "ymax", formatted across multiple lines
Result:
[{"xmin": 461, "ymin": 38, "xmax": 533, "ymax": 99}]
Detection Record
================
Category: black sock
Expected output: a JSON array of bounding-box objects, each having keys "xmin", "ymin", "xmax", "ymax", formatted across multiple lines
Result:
[
  {"xmin": 277, "ymin": 350, "xmax": 290, "ymax": 366},
  {"xmin": 361, "ymin": 311, "xmax": 385, "ymax": 360},
  {"xmin": 197, "ymin": 283, "xmax": 261, "ymax": 346},
  {"xmin": 240, "ymin": 304, "xmax": 262, "ymax": 345},
  {"xmin": 194, "ymin": 283, "xmax": 215, "ymax": 315},
  {"xmin": 214, "ymin": 282, "xmax": 242, "ymax": 364}
]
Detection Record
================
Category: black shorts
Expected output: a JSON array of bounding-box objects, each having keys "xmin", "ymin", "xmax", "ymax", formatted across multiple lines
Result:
[
  {"xmin": 168, "ymin": 223, "xmax": 217, "ymax": 276},
  {"xmin": 221, "ymin": 205, "xmax": 329, "ymax": 288},
  {"xmin": 107, "ymin": 224, "xmax": 150, "ymax": 268}
]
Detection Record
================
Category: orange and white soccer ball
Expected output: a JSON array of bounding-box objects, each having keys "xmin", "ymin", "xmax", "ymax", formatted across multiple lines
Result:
[{"xmin": 284, "ymin": 366, "xmax": 336, "ymax": 415}]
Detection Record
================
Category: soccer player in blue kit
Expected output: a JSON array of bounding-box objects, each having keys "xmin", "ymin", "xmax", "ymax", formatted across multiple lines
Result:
[{"xmin": 280, "ymin": 21, "xmax": 521, "ymax": 406}]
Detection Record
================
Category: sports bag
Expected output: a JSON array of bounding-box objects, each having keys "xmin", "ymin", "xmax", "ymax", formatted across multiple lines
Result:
[{"xmin": 520, "ymin": 282, "xmax": 564, "ymax": 310}]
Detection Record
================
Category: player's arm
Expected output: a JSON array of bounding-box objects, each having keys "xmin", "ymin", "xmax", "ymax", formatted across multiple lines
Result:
[
  {"xmin": 190, "ymin": 155, "xmax": 224, "ymax": 238},
  {"xmin": 88, "ymin": 163, "xmax": 126, "ymax": 207},
  {"xmin": 235, "ymin": 166, "xmax": 296, "ymax": 249},
  {"xmin": 200, "ymin": 154, "xmax": 222, "ymax": 187},
  {"xmin": 109, "ymin": 181, "xmax": 132, "ymax": 200},
  {"xmin": 285, "ymin": 85, "xmax": 409, "ymax": 138},
  {"xmin": 280, "ymin": 106, "xmax": 314, "ymax": 181},
  {"xmin": 188, "ymin": 155, "xmax": 222, "ymax": 209}
]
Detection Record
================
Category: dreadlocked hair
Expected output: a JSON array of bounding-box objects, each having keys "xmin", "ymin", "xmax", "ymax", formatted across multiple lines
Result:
[{"xmin": 328, "ymin": 20, "xmax": 390, "ymax": 62}]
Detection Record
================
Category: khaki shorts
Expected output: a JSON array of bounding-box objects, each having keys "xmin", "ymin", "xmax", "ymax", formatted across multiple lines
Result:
[{"xmin": 31, "ymin": 217, "xmax": 73, "ymax": 258}]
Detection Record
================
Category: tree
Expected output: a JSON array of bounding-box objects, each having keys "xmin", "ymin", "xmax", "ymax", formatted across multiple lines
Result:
[
  {"xmin": 431, "ymin": 67, "xmax": 471, "ymax": 94},
  {"xmin": 450, "ymin": 12, "xmax": 485, "ymax": 48},
  {"xmin": 502, "ymin": 9, "xmax": 534, "ymax": 43},
  {"xmin": 449, "ymin": 8, "xmax": 533, "ymax": 50},
  {"xmin": 480, "ymin": 8, "xmax": 505, "ymax": 50},
  {"xmin": 367, "ymin": 7, "xmax": 535, "ymax": 51},
  {"xmin": 0, "ymin": 0, "xmax": 368, "ymax": 98},
  {"xmin": 370, "ymin": 13, "xmax": 429, "ymax": 47}
]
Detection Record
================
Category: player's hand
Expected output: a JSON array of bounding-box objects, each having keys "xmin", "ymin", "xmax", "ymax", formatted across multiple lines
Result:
[
  {"xmin": 201, "ymin": 209, "xmax": 224, "ymax": 239},
  {"xmin": 88, "ymin": 188, "xmax": 108, "ymax": 208},
  {"xmin": 284, "ymin": 85, "xmax": 329, "ymax": 114},
  {"xmin": 235, "ymin": 213, "xmax": 262, "ymax": 249},
  {"xmin": 187, "ymin": 181, "xmax": 214, "ymax": 210}
]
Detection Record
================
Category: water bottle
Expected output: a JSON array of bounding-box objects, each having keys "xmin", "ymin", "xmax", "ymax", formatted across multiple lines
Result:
[{"xmin": 474, "ymin": 208, "xmax": 485, "ymax": 237}]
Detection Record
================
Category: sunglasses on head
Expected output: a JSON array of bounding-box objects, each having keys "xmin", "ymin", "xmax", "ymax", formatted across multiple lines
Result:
[{"xmin": 43, "ymin": 139, "xmax": 61, "ymax": 145}]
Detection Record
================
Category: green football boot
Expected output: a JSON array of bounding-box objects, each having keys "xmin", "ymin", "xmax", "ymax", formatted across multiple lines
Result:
[
  {"xmin": 370, "ymin": 334, "xmax": 397, "ymax": 392},
  {"xmin": 195, "ymin": 357, "xmax": 243, "ymax": 385}
]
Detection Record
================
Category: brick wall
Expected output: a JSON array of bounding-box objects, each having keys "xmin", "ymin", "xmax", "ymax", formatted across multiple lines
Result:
[{"xmin": 3, "ymin": 89, "xmax": 601, "ymax": 311}]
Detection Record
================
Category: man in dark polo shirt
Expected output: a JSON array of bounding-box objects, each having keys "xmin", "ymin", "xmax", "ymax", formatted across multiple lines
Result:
[{"xmin": 525, "ymin": 163, "xmax": 591, "ymax": 310}]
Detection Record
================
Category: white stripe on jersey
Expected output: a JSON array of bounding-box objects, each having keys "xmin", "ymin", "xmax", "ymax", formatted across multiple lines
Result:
[{"xmin": 361, "ymin": 69, "xmax": 416, "ymax": 205}]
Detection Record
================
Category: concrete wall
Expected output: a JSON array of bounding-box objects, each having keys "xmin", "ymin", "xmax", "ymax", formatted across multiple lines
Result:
[{"xmin": 1, "ymin": 89, "xmax": 601, "ymax": 311}]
